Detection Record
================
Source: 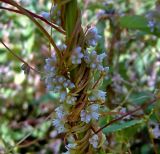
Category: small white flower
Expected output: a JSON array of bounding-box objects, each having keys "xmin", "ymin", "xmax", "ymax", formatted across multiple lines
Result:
[
  {"xmin": 86, "ymin": 27, "xmax": 101, "ymax": 46},
  {"xmin": 46, "ymin": 84, "xmax": 53, "ymax": 91},
  {"xmin": 81, "ymin": 110, "xmax": 91, "ymax": 123},
  {"xmin": 148, "ymin": 20, "xmax": 155, "ymax": 32},
  {"xmin": 89, "ymin": 90, "xmax": 106, "ymax": 102},
  {"xmin": 89, "ymin": 134, "xmax": 99, "ymax": 148},
  {"xmin": 66, "ymin": 95, "xmax": 77, "ymax": 105},
  {"xmin": 66, "ymin": 143, "xmax": 77, "ymax": 150},
  {"xmin": 84, "ymin": 50, "xmax": 107, "ymax": 71},
  {"xmin": 71, "ymin": 46, "xmax": 84, "ymax": 64},
  {"xmin": 152, "ymin": 124, "xmax": 160, "ymax": 139},
  {"xmin": 40, "ymin": 11, "xmax": 50, "ymax": 20},
  {"xmin": 97, "ymin": 90, "xmax": 106, "ymax": 101},
  {"xmin": 97, "ymin": 53, "xmax": 107, "ymax": 63},
  {"xmin": 52, "ymin": 118, "xmax": 66, "ymax": 133},
  {"xmin": 53, "ymin": 106, "xmax": 68, "ymax": 133},
  {"xmin": 60, "ymin": 91, "xmax": 67, "ymax": 102},
  {"xmin": 80, "ymin": 104, "xmax": 100, "ymax": 123},
  {"xmin": 55, "ymin": 106, "xmax": 66, "ymax": 119}
]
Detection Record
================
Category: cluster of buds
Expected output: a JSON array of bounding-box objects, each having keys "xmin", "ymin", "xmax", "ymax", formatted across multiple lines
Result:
[
  {"xmin": 146, "ymin": 11, "xmax": 160, "ymax": 33},
  {"xmin": 150, "ymin": 122, "xmax": 160, "ymax": 139},
  {"xmin": 43, "ymin": 2, "xmax": 109, "ymax": 153},
  {"xmin": 40, "ymin": 4, "xmax": 61, "ymax": 25}
]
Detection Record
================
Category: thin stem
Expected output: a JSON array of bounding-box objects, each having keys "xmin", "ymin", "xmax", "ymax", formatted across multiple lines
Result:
[
  {"xmin": 95, "ymin": 96, "xmax": 159, "ymax": 134},
  {"xmin": 0, "ymin": 6, "xmax": 65, "ymax": 34},
  {"xmin": 92, "ymin": 74, "xmax": 103, "ymax": 89},
  {"xmin": 0, "ymin": 40, "xmax": 44, "ymax": 74},
  {"xmin": 15, "ymin": 139, "xmax": 39, "ymax": 148}
]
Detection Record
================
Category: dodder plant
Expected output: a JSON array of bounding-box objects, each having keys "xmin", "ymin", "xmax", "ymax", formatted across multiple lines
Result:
[
  {"xmin": 0, "ymin": 0, "xmax": 109, "ymax": 153},
  {"xmin": 1, "ymin": 0, "xmax": 160, "ymax": 154},
  {"xmin": 43, "ymin": 1, "xmax": 109, "ymax": 153}
]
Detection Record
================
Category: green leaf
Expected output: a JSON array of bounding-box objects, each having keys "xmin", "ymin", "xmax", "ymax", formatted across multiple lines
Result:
[
  {"xmin": 119, "ymin": 15, "xmax": 160, "ymax": 36},
  {"xmin": 119, "ymin": 15, "xmax": 149, "ymax": 30},
  {"xmin": 103, "ymin": 120, "xmax": 143, "ymax": 134},
  {"xmin": 128, "ymin": 91, "xmax": 153, "ymax": 105}
]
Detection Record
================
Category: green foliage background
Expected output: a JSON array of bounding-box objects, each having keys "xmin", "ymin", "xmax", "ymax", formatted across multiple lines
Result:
[{"xmin": 0, "ymin": 0, "xmax": 160, "ymax": 153}]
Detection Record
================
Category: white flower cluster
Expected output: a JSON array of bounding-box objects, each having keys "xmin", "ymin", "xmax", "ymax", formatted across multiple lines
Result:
[
  {"xmin": 40, "ymin": 5, "xmax": 61, "ymax": 25},
  {"xmin": 71, "ymin": 47, "xmax": 84, "ymax": 64},
  {"xmin": 151, "ymin": 123, "xmax": 160, "ymax": 139},
  {"xmin": 89, "ymin": 90, "xmax": 106, "ymax": 102},
  {"xmin": 147, "ymin": 20, "xmax": 156, "ymax": 32},
  {"xmin": 44, "ymin": 26, "xmax": 108, "ymax": 152},
  {"xmin": 80, "ymin": 90, "xmax": 106, "ymax": 123},
  {"xmin": 89, "ymin": 134, "xmax": 99, "ymax": 148},
  {"xmin": 44, "ymin": 55, "xmax": 57, "ymax": 78},
  {"xmin": 70, "ymin": 27, "xmax": 109, "ymax": 74},
  {"xmin": 146, "ymin": 12, "xmax": 160, "ymax": 33},
  {"xmin": 84, "ymin": 50, "xmax": 106, "ymax": 70},
  {"xmin": 44, "ymin": 54, "xmax": 75, "ymax": 102},
  {"xmin": 52, "ymin": 106, "xmax": 67, "ymax": 133},
  {"xmin": 44, "ymin": 53, "xmax": 76, "ymax": 133},
  {"xmin": 69, "ymin": 27, "xmax": 109, "ymax": 75},
  {"xmin": 80, "ymin": 104, "xmax": 100, "ymax": 123},
  {"xmin": 40, "ymin": 11, "xmax": 51, "ymax": 20},
  {"xmin": 86, "ymin": 27, "xmax": 101, "ymax": 46},
  {"xmin": 66, "ymin": 95, "xmax": 77, "ymax": 105},
  {"xmin": 84, "ymin": 50, "xmax": 109, "ymax": 79}
]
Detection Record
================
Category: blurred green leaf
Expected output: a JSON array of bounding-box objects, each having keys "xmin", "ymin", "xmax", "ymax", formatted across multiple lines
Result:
[
  {"xmin": 119, "ymin": 15, "xmax": 160, "ymax": 36},
  {"xmin": 103, "ymin": 120, "xmax": 143, "ymax": 134},
  {"xmin": 129, "ymin": 91, "xmax": 153, "ymax": 105},
  {"xmin": 119, "ymin": 15, "xmax": 149, "ymax": 30}
]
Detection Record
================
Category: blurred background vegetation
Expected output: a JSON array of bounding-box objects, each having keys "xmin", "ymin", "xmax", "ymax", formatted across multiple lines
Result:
[{"xmin": 0, "ymin": 0, "xmax": 160, "ymax": 153}]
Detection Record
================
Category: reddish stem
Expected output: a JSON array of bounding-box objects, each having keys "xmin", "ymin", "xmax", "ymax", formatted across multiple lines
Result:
[
  {"xmin": 0, "ymin": 40, "xmax": 42, "ymax": 74},
  {"xmin": 0, "ymin": 5, "xmax": 65, "ymax": 34},
  {"xmin": 95, "ymin": 97, "xmax": 159, "ymax": 134}
]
